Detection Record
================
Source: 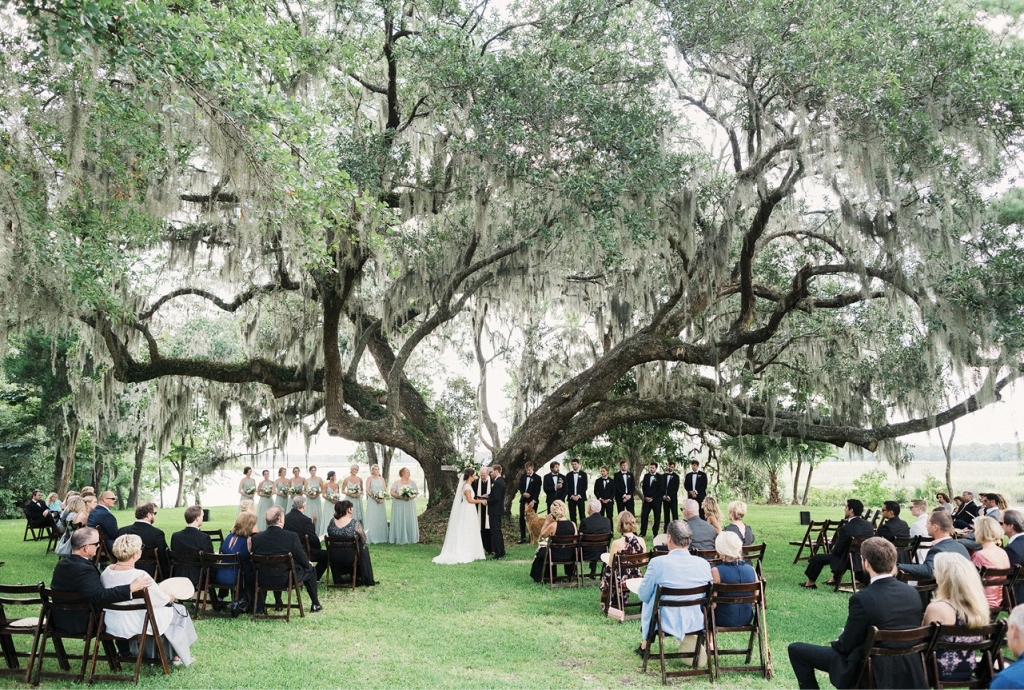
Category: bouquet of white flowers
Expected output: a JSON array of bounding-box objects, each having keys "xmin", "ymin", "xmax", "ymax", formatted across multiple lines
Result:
[
  {"xmin": 259, "ymin": 484, "xmax": 274, "ymax": 497},
  {"xmin": 306, "ymin": 484, "xmax": 321, "ymax": 498},
  {"xmin": 290, "ymin": 484, "xmax": 304, "ymax": 496},
  {"xmin": 399, "ymin": 486, "xmax": 419, "ymax": 500},
  {"xmin": 370, "ymin": 490, "xmax": 388, "ymax": 501},
  {"xmin": 345, "ymin": 483, "xmax": 362, "ymax": 497},
  {"xmin": 324, "ymin": 488, "xmax": 341, "ymax": 502}
]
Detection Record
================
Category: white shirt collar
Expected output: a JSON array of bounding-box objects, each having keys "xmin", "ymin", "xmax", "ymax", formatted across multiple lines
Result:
[
  {"xmin": 870, "ymin": 574, "xmax": 894, "ymax": 584},
  {"xmin": 1009, "ymin": 533, "xmax": 1023, "ymax": 544}
]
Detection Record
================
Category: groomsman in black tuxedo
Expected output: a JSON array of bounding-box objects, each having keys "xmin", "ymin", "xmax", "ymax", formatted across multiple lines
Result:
[
  {"xmin": 517, "ymin": 462, "xmax": 541, "ymax": 543},
  {"xmin": 613, "ymin": 460, "xmax": 635, "ymax": 517},
  {"xmin": 487, "ymin": 465, "xmax": 507, "ymax": 559},
  {"xmin": 684, "ymin": 460, "xmax": 708, "ymax": 518},
  {"xmin": 543, "ymin": 461, "xmax": 566, "ymax": 513},
  {"xmin": 474, "ymin": 466, "xmax": 493, "ymax": 553},
  {"xmin": 662, "ymin": 461, "xmax": 680, "ymax": 523},
  {"xmin": 640, "ymin": 462, "xmax": 664, "ymax": 537},
  {"xmin": 565, "ymin": 459, "xmax": 588, "ymax": 524},
  {"xmin": 594, "ymin": 466, "xmax": 615, "ymax": 521}
]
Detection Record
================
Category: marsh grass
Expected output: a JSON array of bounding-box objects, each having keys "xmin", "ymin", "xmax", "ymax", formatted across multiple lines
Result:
[{"xmin": 0, "ymin": 504, "xmax": 853, "ymax": 688}]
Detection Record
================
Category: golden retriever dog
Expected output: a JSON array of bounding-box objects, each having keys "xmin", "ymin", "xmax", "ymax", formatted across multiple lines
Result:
[{"xmin": 525, "ymin": 504, "xmax": 545, "ymax": 545}]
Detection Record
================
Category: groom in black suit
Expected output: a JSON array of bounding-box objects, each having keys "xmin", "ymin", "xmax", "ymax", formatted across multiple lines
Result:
[{"xmin": 487, "ymin": 465, "xmax": 506, "ymax": 559}]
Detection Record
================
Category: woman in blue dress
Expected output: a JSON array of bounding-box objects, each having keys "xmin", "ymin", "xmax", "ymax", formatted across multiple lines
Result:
[
  {"xmin": 237, "ymin": 467, "xmax": 256, "ymax": 513},
  {"xmin": 710, "ymin": 531, "xmax": 758, "ymax": 627},
  {"xmin": 255, "ymin": 470, "xmax": 275, "ymax": 531},
  {"xmin": 341, "ymin": 464, "xmax": 365, "ymax": 523},
  {"xmin": 364, "ymin": 464, "xmax": 389, "ymax": 544},
  {"xmin": 389, "ymin": 467, "xmax": 419, "ymax": 545},
  {"xmin": 273, "ymin": 467, "xmax": 290, "ymax": 513}
]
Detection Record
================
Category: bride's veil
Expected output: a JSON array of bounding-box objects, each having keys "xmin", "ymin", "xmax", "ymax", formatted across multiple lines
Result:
[{"xmin": 437, "ymin": 478, "xmax": 467, "ymax": 556}]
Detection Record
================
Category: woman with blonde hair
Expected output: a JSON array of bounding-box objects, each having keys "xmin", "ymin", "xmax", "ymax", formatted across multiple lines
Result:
[
  {"xmin": 530, "ymin": 500, "xmax": 578, "ymax": 583},
  {"xmin": 218, "ymin": 511, "xmax": 257, "ymax": 609},
  {"xmin": 924, "ymin": 552, "xmax": 990, "ymax": 682},
  {"xmin": 724, "ymin": 501, "xmax": 755, "ymax": 545},
  {"xmin": 702, "ymin": 496, "xmax": 723, "ymax": 533},
  {"xmin": 364, "ymin": 463, "xmax": 389, "ymax": 544},
  {"xmin": 711, "ymin": 531, "xmax": 757, "ymax": 626},
  {"xmin": 970, "ymin": 515, "xmax": 1011, "ymax": 608},
  {"xmin": 599, "ymin": 511, "xmax": 645, "ymax": 608}
]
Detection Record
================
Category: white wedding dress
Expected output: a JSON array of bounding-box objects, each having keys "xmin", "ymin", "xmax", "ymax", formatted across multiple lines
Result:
[{"xmin": 433, "ymin": 480, "xmax": 487, "ymax": 565}]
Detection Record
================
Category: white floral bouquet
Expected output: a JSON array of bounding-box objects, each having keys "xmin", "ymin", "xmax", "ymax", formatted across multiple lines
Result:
[
  {"xmin": 259, "ymin": 484, "xmax": 274, "ymax": 497},
  {"xmin": 325, "ymin": 488, "xmax": 341, "ymax": 502},
  {"xmin": 345, "ymin": 483, "xmax": 362, "ymax": 497},
  {"xmin": 399, "ymin": 486, "xmax": 419, "ymax": 500},
  {"xmin": 306, "ymin": 484, "xmax": 321, "ymax": 498},
  {"xmin": 243, "ymin": 485, "xmax": 257, "ymax": 496},
  {"xmin": 370, "ymin": 490, "xmax": 388, "ymax": 501},
  {"xmin": 290, "ymin": 484, "xmax": 304, "ymax": 496}
]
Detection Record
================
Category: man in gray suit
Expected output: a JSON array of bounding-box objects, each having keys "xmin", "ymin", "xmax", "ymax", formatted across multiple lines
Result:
[
  {"xmin": 682, "ymin": 498, "xmax": 717, "ymax": 551},
  {"xmin": 897, "ymin": 510, "xmax": 970, "ymax": 582}
]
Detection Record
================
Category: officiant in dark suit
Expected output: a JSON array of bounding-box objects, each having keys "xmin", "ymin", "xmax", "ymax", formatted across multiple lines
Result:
[
  {"xmin": 252, "ymin": 505, "xmax": 322, "ymax": 613},
  {"xmin": 487, "ymin": 465, "xmax": 506, "ymax": 559},
  {"xmin": 683, "ymin": 460, "xmax": 708, "ymax": 518},
  {"xmin": 613, "ymin": 460, "xmax": 635, "ymax": 516},
  {"xmin": 565, "ymin": 460, "xmax": 588, "ymax": 524},
  {"xmin": 284, "ymin": 496, "xmax": 329, "ymax": 581},
  {"xmin": 594, "ymin": 467, "xmax": 614, "ymax": 521},
  {"xmin": 543, "ymin": 461, "xmax": 566, "ymax": 513},
  {"xmin": 517, "ymin": 462, "xmax": 541, "ymax": 544},
  {"xmin": 474, "ymin": 467, "xmax": 493, "ymax": 553}
]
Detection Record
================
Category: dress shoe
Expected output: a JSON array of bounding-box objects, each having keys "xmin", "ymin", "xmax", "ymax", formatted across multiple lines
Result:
[
  {"xmin": 517, "ymin": 539, "xmax": 527, "ymax": 544},
  {"xmin": 634, "ymin": 645, "xmax": 646, "ymax": 657},
  {"xmin": 798, "ymin": 582, "xmax": 817, "ymax": 589},
  {"xmin": 310, "ymin": 604, "xmax": 323, "ymax": 613}
]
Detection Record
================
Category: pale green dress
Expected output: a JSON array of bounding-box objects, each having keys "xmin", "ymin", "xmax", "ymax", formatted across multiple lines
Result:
[
  {"xmin": 255, "ymin": 480, "xmax": 275, "ymax": 531},
  {"xmin": 364, "ymin": 476, "xmax": 389, "ymax": 544},
  {"xmin": 389, "ymin": 480, "xmax": 419, "ymax": 545},
  {"xmin": 320, "ymin": 483, "xmax": 341, "ymax": 536},
  {"xmin": 274, "ymin": 479, "xmax": 290, "ymax": 512},
  {"xmin": 238, "ymin": 477, "xmax": 256, "ymax": 513},
  {"xmin": 341, "ymin": 478, "xmax": 365, "ymax": 523},
  {"xmin": 306, "ymin": 477, "xmax": 324, "ymax": 528}
]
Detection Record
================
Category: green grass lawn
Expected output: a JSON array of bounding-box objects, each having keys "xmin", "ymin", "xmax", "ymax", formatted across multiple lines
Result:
[{"xmin": 0, "ymin": 504, "xmax": 854, "ymax": 688}]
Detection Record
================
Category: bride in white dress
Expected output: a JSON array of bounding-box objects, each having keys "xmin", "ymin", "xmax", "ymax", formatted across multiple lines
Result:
[{"xmin": 433, "ymin": 467, "xmax": 489, "ymax": 565}]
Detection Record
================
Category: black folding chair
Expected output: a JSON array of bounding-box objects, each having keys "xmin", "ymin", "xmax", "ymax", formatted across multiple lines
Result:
[
  {"xmin": 853, "ymin": 624, "xmax": 937, "ymax": 689},
  {"xmin": 166, "ymin": 551, "xmax": 205, "ymax": 617},
  {"xmin": 251, "ymin": 554, "xmax": 304, "ymax": 622},
  {"xmin": 790, "ymin": 520, "xmax": 827, "ymax": 564},
  {"xmin": 641, "ymin": 583, "xmax": 715, "ymax": 684},
  {"xmin": 200, "ymin": 553, "xmax": 242, "ymax": 618},
  {"xmin": 979, "ymin": 565, "xmax": 1021, "ymax": 618},
  {"xmin": 135, "ymin": 548, "xmax": 163, "ymax": 583},
  {"xmin": 579, "ymin": 532, "xmax": 612, "ymax": 586},
  {"xmin": 0, "ymin": 583, "xmax": 44, "ymax": 684},
  {"xmin": 201, "ymin": 529, "xmax": 224, "ymax": 547},
  {"xmin": 834, "ymin": 537, "xmax": 867, "ymax": 593},
  {"xmin": 324, "ymin": 536, "xmax": 359, "ymax": 590},
  {"xmin": 927, "ymin": 620, "xmax": 1006, "ymax": 689},
  {"xmin": 87, "ymin": 588, "xmax": 171, "ymax": 683},
  {"xmin": 604, "ymin": 551, "xmax": 666, "ymax": 621}
]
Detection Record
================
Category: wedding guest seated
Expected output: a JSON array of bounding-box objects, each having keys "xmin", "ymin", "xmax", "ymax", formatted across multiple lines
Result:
[
  {"xmin": 702, "ymin": 496, "xmax": 723, "ymax": 533},
  {"xmin": 979, "ymin": 493, "xmax": 1003, "ymax": 521},
  {"xmin": 284, "ymin": 496, "xmax": 328, "ymax": 581},
  {"xmin": 25, "ymin": 490, "xmax": 56, "ymax": 529},
  {"xmin": 1001, "ymin": 510, "xmax": 1024, "ymax": 606},
  {"xmin": 682, "ymin": 499, "xmax": 717, "ymax": 551},
  {"xmin": 723, "ymin": 501, "xmax": 755, "ymax": 546},
  {"xmin": 251, "ymin": 506, "xmax": 323, "ymax": 613},
  {"xmin": 635, "ymin": 520, "xmax": 713, "ymax": 657},
  {"xmin": 897, "ymin": 510, "xmax": 971, "ymax": 583},
  {"xmin": 579, "ymin": 498, "xmax": 612, "ymax": 577},
  {"xmin": 50, "ymin": 528, "xmax": 152, "ymax": 638},
  {"xmin": 935, "ymin": 492, "xmax": 954, "ymax": 513},
  {"xmin": 87, "ymin": 491, "xmax": 119, "ymax": 552},
  {"xmin": 876, "ymin": 501, "xmax": 910, "ymax": 542},
  {"xmin": 923, "ymin": 552, "xmax": 988, "ymax": 683},
  {"xmin": 968, "ymin": 515, "xmax": 1010, "ymax": 608},
  {"xmin": 801, "ymin": 498, "xmax": 873, "ymax": 589},
  {"xmin": 530, "ymin": 500, "xmax": 578, "ymax": 583},
  {"xmin": 170, "ymin": 506, "xmax": 214, "ymax": 591},
  {"xmin": 119, "ymin": 502, "xmax": 170, "ymax": 579},
  {"xmin": 46, "ymin": 492, "xmax": 62, "ymax": 514},
  {"xmin": 101, "ymin": 534, "xmax": 198, "ymax": 666},
  {"xmin": 788, "ymin": 537, "xmax": 926, "ymax": 689},
  {"xmin": 952, "ymin": 491, "xmax": 979, "ymax": 530},
  {"xmin": 218, "ymin": 512, "xmax": 256, "ymax": 611},
  {"xmin": 326, "ymin": 500, "xmax": 375, "ymax": 586},
  {"xmin": 710, "ymin": 531, "xmax": 757, "ymax": 627},
  {"xmin": 992, "ymin": 604, "xmax": 1024, "ymax": 688},
  {"xmin": 62, "ymin": 496, "xmax": 90, "ymax": 537},
  {"xmin": 599, "ymin": 511, "xmax": 646, "ymax": 608}
]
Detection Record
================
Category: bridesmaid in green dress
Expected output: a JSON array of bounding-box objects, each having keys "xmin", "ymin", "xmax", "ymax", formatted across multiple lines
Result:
[
  {"xmin": 389, "ymin": 467, "xmax": 420, "ymax": 545},
  {"xmin": 274, "ymin": 467, "xmax": 290, "ymax": 512},
  {"xmin": 364, "ymin": 464, "xmax": 389, "ymax": 544},
  {"xmin": 237, "ymin": 467, "xmax": 256, "ymax": 513},
  {"xmin": 320, "ymin": 471, "xmax": 341, "ymax": 536},
  {"xmin": 305, "ymin": 466, "xmax": 324, "ymax": 528},
  {"xmin": 287, "ymin": 466, "xmax": 305, "ymax": 513},
  {"xmin": 255, "ymin": 469, "xmax": 275, "ymax": 531},
  {"xmin": 341, "ymin": 464, "xmax": 365, "ymax": 523}
]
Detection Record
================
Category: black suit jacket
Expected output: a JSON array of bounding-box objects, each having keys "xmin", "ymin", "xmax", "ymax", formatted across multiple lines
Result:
[
  {"xmin": 953, "ymin": 501, "xmax": 980, "ymax": 523},
  {"xmin": 543, "ymin": 473, "xmax": 566, "ymax": 504},
  {"xmin": 828, "ymin": 576, "xmax": 927, "ymax": 689},
  {"xmin": 1005, "ymin": 537, "xmax": 1024, "ymax": 605},
  {"xmin": 579, "ymin": 514, "xmax": 612, "ymax": 561},
  {"xmin": 683, "ymin": 470, "xmax": 708, "ymax": 500},
  {"xmin": 284, "ymin": 509, "xmax": 323, "ymax": 556},
  {"xmin": 594, "ymin": 476, "xmax": 614, "ymax": 502},
  {"xmin": 119, "ymin": 520, "xmax": 170, "ymax": 578},
  {"xmin": 662, "ymin": 472, "xmax": 680, "ymax": 503},
  {"xmin": 830, "ymin": 517, "xmax": 875, "ymax": 571},
  {"xmin": 170, "ymin": 526, "xmax": 214, "ymax": 586},
  {"xmin": 486, "ymin": 477, "xmax": 505, "ymax": 519},
  {"xmin": 50, "ymin": 554, "xmax": 131, "ymax": 634},
  {"xmin": 87, "ymin": 506, "xmax": 119, "ymax": 550},
  {"xmin": 899, "ymin": 537, "xmax": 971, "ymax": 579},
  {"xmin": 613, "ymin": 471, "xmax": 635, "ymax": 500},
  {"xmin": 250, "ymin": 525, "xmax": 313, "ymax": 588},
  {"xmin": 565, "ymin": 471, "xmax": 588, "ymax": 501},
  {"xmin": 518, "ymin": 473, "xmax": 541, "ymax": 508},
  {"xmin": 876, "ymin": 518, "xmax": 910, "ymax": 543},
  {"xmin": 641, "ymin": 473, "xmax": 664, "ymax": 501},
  {"xmin": 25, "ymin": 499, "xmax": 51, "ymax": 528}
]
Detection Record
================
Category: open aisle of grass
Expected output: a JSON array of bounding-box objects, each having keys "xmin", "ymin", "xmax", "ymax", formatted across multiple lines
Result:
[{"xmin": 0, "ymin": 504, "xmax": 854, "ymax": 688}]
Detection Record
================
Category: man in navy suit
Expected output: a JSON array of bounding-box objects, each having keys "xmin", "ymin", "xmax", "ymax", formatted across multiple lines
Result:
[
  {"xmin": 1001, "ymin": 510, "xmax": 1024, "ymax": 606},
  {"xmin": 87, "ymin": 491, "xmax": 119, "ymax": 552}
]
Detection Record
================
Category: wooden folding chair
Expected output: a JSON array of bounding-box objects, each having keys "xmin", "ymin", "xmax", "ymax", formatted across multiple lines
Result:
[
  {"xmin": 543, "ymin": 534, "xmax": 582, "ymax": 589},
  {"xmin": 834, "ymin": 537, "xmax": 867, "ymax": 594},
  {"xmin": 641, "ymin": 583, "xmax": 715, "ymax": 684},
  {"xmin": 135, "ymin": 548, "xmax": 163, "ymax": 583},
  {"xmin": 324, "ymin": 536, "xmax": 359, "ymax": 590},
  {"xmin": 44, "ymin": 526, "xmax": 59, "ymax": 555},
  {"xmin": 914, "ymin": 536, "xmax": 934, "ymax": 564},
  {"xmin": 979, "ymin": 565, "xmax": 1021, "ymax": 618},
  {"xmin": 199, "ymin": 553, "xmax": 242, "ymax": 617},
  {"xmin": 251, "ymin": 554, "xmax": 304, "ymax": 622},
  {"xmin": 603, "ymin": 551, "xmax": 665, "ymax": 621},
  {"xmin": 790, "ymin": 520, "xmax": 827, "ymax": 564},
  {"xmin": 23, "ymin": 520, "xmax": 48, "ymax": 543},
  {"xmin": 927, "ymin": 620, "xmax": 1006, "ymax": 689},
  {"xmin": 0, "ymin": 583, "xmax": 44, "ymax": 684},
  {"xmin": 853, "ymin": 624, "xmax": 937, "ymax": 689},
  {"xmin": 710, "ymin": 580, "xmax": 771, "ymax": 680},
  {"xmin": 32, "ymin": 588, "xmax": 101, "ymax": 686},
  {"xmin": 892, "ymin": 536, "xmax": 919, "ymax": 565},
  {"xmin": 91, "ymin": 527, "xmax": 115, "ymax": 571},
  {"xmin": 871, "ymin": 510, "xmax": 882, "ymax": 529},
  {"xmin": 87, "ymin": 588, "xmax": 170, "ymax": 684},
  {"xmin": 741, "ymin": 543, "xmax": 767, "ymax": 581},
  {"xmin": 201, "ymin": 529, "xmax": 224, "ymax": 547},
  {"xmin": 579, "ymin": 532, "xmax": 612, "ymax": 586},
  {"xmin": 166, "ymin": 551, "xmax": 205, "ymax": 617},
  {"xmin": 818, "ymin": 520, "xmax": 842, "ymax": 554}
]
